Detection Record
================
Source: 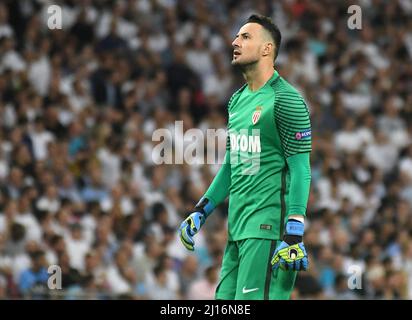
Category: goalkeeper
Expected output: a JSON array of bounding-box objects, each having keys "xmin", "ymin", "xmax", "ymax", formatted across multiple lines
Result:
[{"xmin": 179, "ymin": 14, "xmax": 312, "ymax": 300}]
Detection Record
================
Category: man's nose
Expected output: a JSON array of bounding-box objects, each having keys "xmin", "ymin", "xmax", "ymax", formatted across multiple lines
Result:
[{"xmin": 232, "ymin": 38, "xmax": 240, "ymax": 48}]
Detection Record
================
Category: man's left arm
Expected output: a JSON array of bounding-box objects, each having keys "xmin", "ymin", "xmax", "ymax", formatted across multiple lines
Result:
[
  {"xmin": 272, "ymin": 91, "xmax": 312, "ymax": 271},
  {"xmin": 287, "ymin": 152, "xmax": 311, "ymax": 221}
]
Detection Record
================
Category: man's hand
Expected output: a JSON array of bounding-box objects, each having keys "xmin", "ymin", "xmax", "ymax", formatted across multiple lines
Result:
[
  {"xmin": 179, "ymin": 197, "xmax": 214, "ymax": 251},
  {"xmin": 179, "ymin": 211, "xmax": 205, "ymax": 251},
  {"xmin": 271, "ymin": 219, "xmax": 308, "ymax": 271}
]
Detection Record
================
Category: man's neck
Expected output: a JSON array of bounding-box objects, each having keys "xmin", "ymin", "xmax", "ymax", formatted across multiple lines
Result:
[{"xmin": 243, "ymin": 62, "xmax": 275, "ymax": 92}]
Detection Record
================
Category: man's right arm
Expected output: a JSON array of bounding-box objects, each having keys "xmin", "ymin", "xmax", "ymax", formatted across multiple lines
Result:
[
  {"xmin": 204, "ymin": 149, "xmax": 231, "ymax": 209},
  {"xmin": 203, "ymin": 88, "xmax": 240, "ymax": 208},
  {"xmin": 178, "ymin": 135, "xmax": 232, "ymax": 251},
  {"xmin": 179, "ymin": 94, "xmax": 236, "ymax": 251}
]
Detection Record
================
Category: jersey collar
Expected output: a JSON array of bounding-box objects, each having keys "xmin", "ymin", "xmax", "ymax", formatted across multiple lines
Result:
[
  {"xmin": 246, "ymin": 70, "xmax": 280, "ymax": 93},
  {"xmin": 269, "ymin": 69, "xmax": 280, "ymax": 84}
]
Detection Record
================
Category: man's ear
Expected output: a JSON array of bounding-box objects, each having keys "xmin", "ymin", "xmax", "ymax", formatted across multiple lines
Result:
[{"xmin": 262, "ymin": 42, "xmax": 273, "ymax": 57}]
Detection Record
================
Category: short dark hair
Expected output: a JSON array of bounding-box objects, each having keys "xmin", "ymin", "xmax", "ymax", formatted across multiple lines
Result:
[{"xmin": 246, "ymin": 14, "xmax": 282, "ymax": 60}]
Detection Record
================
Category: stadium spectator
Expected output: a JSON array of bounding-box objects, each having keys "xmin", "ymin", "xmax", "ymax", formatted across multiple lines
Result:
[
  {"xmin": 187, "ymin": 265, "xmax": 219, "ymax": 300},
  {"xmin": 18, "ymin": 249, "xmax": 48, "ymax": 297}
]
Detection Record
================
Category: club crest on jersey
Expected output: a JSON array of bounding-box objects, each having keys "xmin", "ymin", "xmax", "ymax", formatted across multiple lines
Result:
[{"xmin": 252, "ymin": 106, "xmax": 262, "ymax": 125}]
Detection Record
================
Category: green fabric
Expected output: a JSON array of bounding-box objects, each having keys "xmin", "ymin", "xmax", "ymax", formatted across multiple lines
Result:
[
  {"xmin": 205, "ymin": 70, "xmax": 312, "ymax": 241},
  {"xmin": 286, "ymin": 152, "xmax": 311, "ymax": 217},
  {"xmin": 215, "ymin": 239, "xmax": 297, "ymax": 300},
  {"xmin": 204, "ymin": 151, "xmax": 231, "ymax": 208},
  {"xmin": 274, "ymin": 85, "xmax": 312, "ymax": 158}
]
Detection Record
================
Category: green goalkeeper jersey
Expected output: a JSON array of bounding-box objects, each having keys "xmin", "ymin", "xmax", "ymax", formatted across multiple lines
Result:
[{"xmin": 206, "ymin": 70, "xmax": 311, "ymax": 241}]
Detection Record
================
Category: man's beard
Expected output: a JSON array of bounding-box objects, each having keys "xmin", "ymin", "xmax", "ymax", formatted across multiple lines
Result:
[{"xmin": 231, "ymin": 57, "xmax": 259, "ymax": 73}]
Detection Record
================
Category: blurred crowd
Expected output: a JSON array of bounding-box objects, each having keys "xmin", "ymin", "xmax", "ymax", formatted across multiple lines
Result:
[{"xmin": 0, "ymin": 0, "xmax": 411, "ymax": 300}]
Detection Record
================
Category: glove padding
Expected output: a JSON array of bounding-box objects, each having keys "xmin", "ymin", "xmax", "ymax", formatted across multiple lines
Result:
[
  {"xmin": 179, "ymin": 211, "xmax": 205, "ymax": 251},
  {"xmin": 271, "ymin": 241, "xmax": 308, "ymax": 271},
  {"xmin": 179, "ymin": 197, "xmax": 214, "ymax": 251},
  {"xmin": 271, "ymin": 219, "xmax": 308, "ymax": 271}
]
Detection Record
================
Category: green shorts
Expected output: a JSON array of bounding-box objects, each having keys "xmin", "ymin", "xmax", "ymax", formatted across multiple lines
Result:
[{"xmin": 215, "ymin": 238, "xmax": 297, "ymax": 300}]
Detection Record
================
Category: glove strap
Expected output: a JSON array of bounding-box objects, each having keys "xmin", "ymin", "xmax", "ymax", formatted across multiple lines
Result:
[
  {"xmin": 283, "ymin": 234, "xmax": 302, "ymax": 245},
  {"xmin": 285, "ymin": 219, "xmax": 304, "ymax": 236},
  {"xmin": 283, "ymin": 219, "xmax": 304, "ymax": 245},
  {"xmin": 195, "ymin": 197, "xmax": 215, "ymax": 218}
]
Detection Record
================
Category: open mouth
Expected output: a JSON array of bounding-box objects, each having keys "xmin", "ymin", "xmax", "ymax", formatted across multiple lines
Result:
[{"xmin": 233, "ymin": 50, "xmax": 241, "ymax": 57}]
